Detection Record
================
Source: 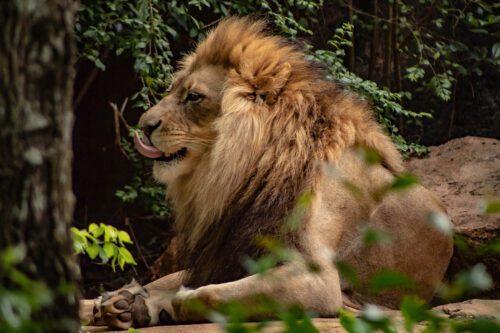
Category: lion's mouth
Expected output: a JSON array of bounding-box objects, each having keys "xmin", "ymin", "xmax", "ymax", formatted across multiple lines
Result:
[
  {"xmin": 154, "ymin": 147, "xmax": 188, "ymax": 163},
  {"xmin": 133, "ymin": 131, "xmax": 187, "ymax": 163}
]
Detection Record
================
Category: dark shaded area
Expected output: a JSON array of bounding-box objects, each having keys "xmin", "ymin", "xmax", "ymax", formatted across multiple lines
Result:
[
  {"xmin": 421, "ymin": 66, "xmax": 500, "ymax": 145},
  {"xmin": 73, "ymin": 57, "xmax": 175, "ymax": 297},
  {"xmin": 73, "ymin": 56, "xmax": 138, "ymax": 225},
  {"xmin": 72, "ymin": 6, "xmax": 499, "ymax": 296}
]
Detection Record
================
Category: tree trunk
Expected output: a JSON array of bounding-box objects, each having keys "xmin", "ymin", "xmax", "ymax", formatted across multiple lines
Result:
[
  {"xmin": 0, "ymin": 1, "xmax": 79, "ymax": 332},
  {"xmin": 393, "ymin": 1, "xmax": 402, "ymax": 92},
  {"xmin": 368, "ymin": 0, "xmax": 379, "ymax": 80},
  {"xmin": 383, "ymin": 4, "xmax": 393, "ymax": 88},
  {"xmin": 347, "ymin": 0, "xmax": 355, "ymax": 72}
]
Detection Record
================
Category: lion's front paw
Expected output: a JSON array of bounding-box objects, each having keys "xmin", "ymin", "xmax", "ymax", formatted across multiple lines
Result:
[
  {"xmin": 99, "ymin": 289, "xmax": 151, "ymax": 329},
  {"xmin": 85, "ymin": 281, "xmax": 152, "ymax": 329}
]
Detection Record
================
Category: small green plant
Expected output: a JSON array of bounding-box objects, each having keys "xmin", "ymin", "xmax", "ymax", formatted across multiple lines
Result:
[
  {"xmin": 480, "ymin": 196, "xmax": 500, "ymax": 215},
  {"xmin": 71, "ymin": 223, "xmax": 137, "ymax": 271}
]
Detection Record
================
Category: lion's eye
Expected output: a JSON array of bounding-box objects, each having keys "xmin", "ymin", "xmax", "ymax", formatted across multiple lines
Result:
[{"xmin": 185, "ymin": 92, "xmax": 204, "ymax": 103}]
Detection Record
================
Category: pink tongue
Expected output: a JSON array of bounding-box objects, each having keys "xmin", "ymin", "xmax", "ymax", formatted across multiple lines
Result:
[{"xmin": 133, "ymin": 131, "xmax": 164, "ymax": 159}]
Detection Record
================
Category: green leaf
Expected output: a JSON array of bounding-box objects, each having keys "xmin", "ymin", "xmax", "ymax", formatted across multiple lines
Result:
[
  {"xmin": 481, "ymin": 197, "xmax": 500, "ymax": 214},
  {"xmin": 1, "ymin": 245, "xmax": 27, "ymax": 266},
  {"xmin": 361, "ymin": 227, "xmax": 393, "ymax": 246},
  {"xmin": 336, "ymin": 261, "xmax": 360, "ymax": 288},
  {"xmin": 88, "ymin": 223, "xmax": 98, "ymax": 233},
  {"xmin": 286, "ymin": 191, "xmax": 313, "ymax": 231},
  {"xmin": 103, "ymin": 242, "xmax": 115, "ymax": 258},
  {"xmin": 118, "ymin": 247, "xmax": 137, "ymax": 265},
  {"xmin": 453, "ymin": 319, "xmax": 500, "ymax": 332},
  {"xmin": 356, "ymin": 146, "xmax": 382, "ymax": 166},
  {"xmin": 85, "ymin": 244, "xmax": 99, "ymax": 260},
  {"xmin": 387, "ymin": 173, "xmax": 419, "ymax": 192},
  {"xmin": 369, "ymin": 271, "xmax": 415, "ymax": 292},
  {"xmin": 400, "ymin": 296, "xmax": 428, "ymax": 332},
  {"xmin": 98, "ymin": 247, "xmax": 109, "ymax": 264},
  {"xmin": 492, "ymin": 43, "xmax": 500, "ymax": 59},
  {"xmin": 118, "ymin": 256, "xmax": 125, "ymax": 271},
  {"xmin": 88, "ymin": 223, "xmax": 104, "ymax": 238},
  {"xmin": 70, "ymin": 227, "xmax": 87, "ymax": 254},
  {"xmin": 118, "ymin": 230, "xmax": 133, "ymax": 244},
  {"xmin": 128, "ymin": 328, "xmax": 142, "ymax": 333},
  {"xmin": 339, "ymin": 309, "xmax": 371, "ymax": 333},
  {"xmin": 103, "ymin": 224, "xmax": 118, "ymax": 242},
  {"xmin": 93, "ymin": 58, "xmax": 106, "ymax": 71}
]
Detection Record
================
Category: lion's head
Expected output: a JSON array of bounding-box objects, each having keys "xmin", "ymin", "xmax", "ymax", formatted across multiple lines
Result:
[
  {"xmin": 135, "ymin": 18, "xmax": 319, "ymax": 185},
  {"xmin": 135, "ymin": 61, "xmax": 227, "ymax": 183},
  {"xmin": 135, "ymin": 17, "xmax": 403, "ymax": 287}
]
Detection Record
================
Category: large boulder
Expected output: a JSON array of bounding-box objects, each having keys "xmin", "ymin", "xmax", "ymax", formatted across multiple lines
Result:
[{"xmin": 406, "ymin": 136, "xmax": 499, "ymax": 299}]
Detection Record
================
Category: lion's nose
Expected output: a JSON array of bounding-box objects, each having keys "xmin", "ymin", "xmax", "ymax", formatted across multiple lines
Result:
[{"xmin": 142, "ymin": 120, "xmax": 162, "ymax": 138}]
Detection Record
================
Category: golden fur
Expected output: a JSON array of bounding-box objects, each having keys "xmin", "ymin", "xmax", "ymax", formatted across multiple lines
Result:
[
  {"xmin": 144, "ymin": 17, "xmax": 407, "ymax": 287},
  {"xmin": 82, "ymin": 17, "xmax": 453, "ymax": 329}
]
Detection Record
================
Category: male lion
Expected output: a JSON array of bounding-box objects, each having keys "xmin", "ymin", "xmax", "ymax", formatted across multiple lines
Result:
[{"xmin": 81, "ymin": 17, "xmax": 453, "ymax": 329}]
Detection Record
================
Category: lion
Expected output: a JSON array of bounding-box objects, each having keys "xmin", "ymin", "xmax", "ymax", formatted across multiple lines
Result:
[{"xmin": 80, "ymin": 17, "xmax": 453, "ymax": 329}]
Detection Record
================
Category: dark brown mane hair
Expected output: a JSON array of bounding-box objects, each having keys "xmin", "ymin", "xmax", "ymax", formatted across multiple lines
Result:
[{"xmin": 170, "ymin": 17, "xmax": 403, "ymax": 287}]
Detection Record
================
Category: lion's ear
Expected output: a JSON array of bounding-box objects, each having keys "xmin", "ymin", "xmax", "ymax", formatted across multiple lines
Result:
[
  {"xmin": 253, "ymin": 62, "xmax": 292, "ymax": 104},
  {"xmin": 225, "ymin": 61, "xmax": 292, "ymax": 106},
  {"xmin": 273, "ymin": 62, "xmax": 291, "ymax": 90}
]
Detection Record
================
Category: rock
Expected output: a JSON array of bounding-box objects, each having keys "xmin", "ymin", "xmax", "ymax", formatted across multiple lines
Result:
[
  {"xmin": 433, "ymin": 299, "xmax": 500, "ymax": 320},
  {"xmin": 406, "ymin": 136, "xmax": 500, "ymax": 299},
  {"xmin": 81, "ymin": 299, "xmax": 500, "ymax": 332}
]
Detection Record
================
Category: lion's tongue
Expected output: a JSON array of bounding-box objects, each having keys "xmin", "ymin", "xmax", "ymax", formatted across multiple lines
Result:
[{"xmin": 133, "ymin": 131, "xmax": 164, "ymax": 159}]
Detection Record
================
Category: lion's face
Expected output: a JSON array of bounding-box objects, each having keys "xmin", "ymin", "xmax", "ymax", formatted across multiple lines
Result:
[{"xmin": 137, "ymin": 64, "xmax": 227, "ymax": 183}]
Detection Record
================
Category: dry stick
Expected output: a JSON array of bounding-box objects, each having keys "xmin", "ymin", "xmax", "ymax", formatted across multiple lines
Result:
[
  {"xmin": 393, "ymin": 1, "xmax": 402, "ymax": 92},
  {"xmin": 347, "ymin": 0, "xmax": 355, "ymax": 72},
  {"xmin": 339, "ymin": 0, "xmax": 397, "ymax": 23},
  {"xmin": 448, "ymin": 84, "xmax": 457, "ymax": 139},
  {"xmin": 393, "ymin": 1, "xmax": 404, "ymax": 133},
  {"xmin": 125, "ymin": 217, "xmax": 150, "ymax": 270},
  {"xmin": 201, "ymin": 17, "xmax": 223, "ymax": 30},
  {"xmin": 110, "ymin": 100, "xmax": 149, "ymax": 272},
  {"xmin": 109, "ymin": 98, "xmax": 130, "ymax": 159},
  {"xmin": 368, "ymin": 0, "xmax": 379, "ymax": 80}
]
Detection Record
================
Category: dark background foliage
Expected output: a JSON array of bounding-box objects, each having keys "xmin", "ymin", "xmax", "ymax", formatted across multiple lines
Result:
[{"xmin": 71, "ymin": 0, "xmax": 499, "ymax": 295}]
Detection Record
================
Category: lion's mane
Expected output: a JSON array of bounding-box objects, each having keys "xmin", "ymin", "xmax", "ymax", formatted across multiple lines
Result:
[{"xmin": 169, "ymin": 17, "xmax": 404, "ymax": 287}]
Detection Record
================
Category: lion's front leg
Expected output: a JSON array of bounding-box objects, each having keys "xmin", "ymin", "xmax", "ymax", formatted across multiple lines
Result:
[
  {"xmin": 172, "ymin": 262, "xmax": 343, "ymax": 322},
  {"xmin": 80, "ymin": 271, "xmax": 185, "ymax": 329}
]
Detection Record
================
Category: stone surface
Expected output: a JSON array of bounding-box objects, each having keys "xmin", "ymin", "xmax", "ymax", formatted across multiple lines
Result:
[
  {"xmin": 406, "ymin": 136, "xmax": 500, "ymax": 299},
  {"xmin": 81, "ymin": 299, "xmax": 500, "ymax": 333},
  {"xmin": 433, "ymin": 298, "xmax": 500, "ymax": 320}
]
